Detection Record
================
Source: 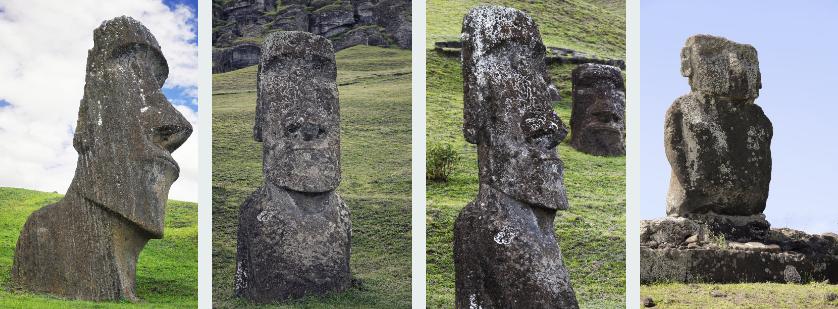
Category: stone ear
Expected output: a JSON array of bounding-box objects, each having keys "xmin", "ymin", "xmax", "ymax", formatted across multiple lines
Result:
[{"xmin": 680, "ymin": 46, "xmax": 692, "ymax": 77}]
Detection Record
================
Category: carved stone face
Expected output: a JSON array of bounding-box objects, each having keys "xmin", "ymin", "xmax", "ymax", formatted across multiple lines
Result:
[
  {"xmin": 72, "ymin": 17, "xmax": 192, "ymax": 238},
  {"xmin": 681, "ymin": 34, "xmax": 761, "ymax": 100},
  {"xmin": 255, "ymin": 31, "xmax": 340, "ymax": 193},
  {"xmin": 462, "ymin": 6, "xmax": 569, "ymax": 210},
  {"xmin": 570, "ymin": 64, "xmax": 625, "ymax": 156}
]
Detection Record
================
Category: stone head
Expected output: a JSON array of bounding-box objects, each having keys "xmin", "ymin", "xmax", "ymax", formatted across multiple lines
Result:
[
  {"xmin": 462, "ymin": 6, "xmax": 569, "ymax": 210},
  {"xmin": 254, "ymin": 31, "xmax": 340, "ymax": 193},
  {"xmin": 681, "ymin": 34, "xmax": 761, "ymax": 100},
  {"xmin": 570, "ymin": 63, "xmax": 625, "ymax": 155},
  {"xmin": 71, "ymin": 16, "xmax": 193, "ymax": 238}
]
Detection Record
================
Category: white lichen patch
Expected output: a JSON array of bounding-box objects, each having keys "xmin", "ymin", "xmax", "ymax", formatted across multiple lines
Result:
[{"xmin": 494, "ymin": 226, "xmax": 518, "ymax": 245}]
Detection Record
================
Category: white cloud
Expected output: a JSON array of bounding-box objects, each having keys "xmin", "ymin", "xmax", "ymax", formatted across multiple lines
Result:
[{"xmin": 0, "ymin": 0, "xmax": 199, "ymax": 202}]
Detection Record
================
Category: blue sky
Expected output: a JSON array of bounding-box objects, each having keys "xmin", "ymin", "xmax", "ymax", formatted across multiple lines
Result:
[
  {"xmin": 640, "ymin": 0, "xmax": 838, "ymax": 233},
  {"xmin": 163, "ymin": 0, "xmax": 198, "ymax": 111},
  {"xmin": 0, "ymin": 0, "xmax": 200, "ymax": 202}
]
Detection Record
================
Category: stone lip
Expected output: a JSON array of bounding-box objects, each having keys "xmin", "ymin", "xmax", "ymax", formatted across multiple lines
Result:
[{"xmin": 640, "ymin": 217, "xmax": 838, "ymax": 283}]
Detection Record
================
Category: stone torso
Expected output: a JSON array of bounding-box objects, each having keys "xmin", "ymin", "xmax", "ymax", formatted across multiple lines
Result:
[
  {"xmin": 454, "ymin": 186, "xmax": 577, "ymax": 309},
  {"xmin": 235, "ymin": 184, "xmax": 351, "ymax": 302},
  {"xmin": 665, "ymin": 93, "xmax": 772, "ymax": 216},
  {"xmin": 12, "ymin": 190, "xmax": 149, "ymax": 301}
]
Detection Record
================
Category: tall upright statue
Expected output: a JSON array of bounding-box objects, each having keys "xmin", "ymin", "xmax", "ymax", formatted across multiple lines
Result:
[
  {"xmin": 453, "ymin": 6, "xmax": 579, "ymax": 308},
  {"xmin": 12, "ymin": 16, "xmax": 193, "ymax": 301},
  {"xmin": 234, "ymin": 31, "xmax": 351, "ymax": 303}
]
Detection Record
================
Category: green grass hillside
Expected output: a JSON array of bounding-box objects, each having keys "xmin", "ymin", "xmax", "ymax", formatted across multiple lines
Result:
[
  {"xmin": 641, "ymin": 283, "xmax": 838, "ymax": 308},
  {"xmin": 426, "ymin": 0, "xmax": 626, "ymax": 308},
  {"xmin": 0, "ymin": 187, "xmax": 198, "ymax": 308},
  {"xmin": 427, "ymin": 0, "xmax": 625, "ymax": 59},
  {"xmin": 212, "ymin": 45, "xmax": 412, "ymax": 308}
]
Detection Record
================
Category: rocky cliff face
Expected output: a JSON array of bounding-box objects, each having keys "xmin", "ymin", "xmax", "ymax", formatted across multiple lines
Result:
[{"xmin": 213, "ymin": 0, "xmax": 411, "ymax": 73}]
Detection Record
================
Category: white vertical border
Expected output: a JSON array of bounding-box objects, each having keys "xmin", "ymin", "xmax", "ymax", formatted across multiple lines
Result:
[
  {"xmin": 197, "ymin": 0, "xmax": 212, "ymax": 307},
  {"xmin": 411, "ymin": 0, "xmax": 427, "ymax": 307},
  {"xmin": 625, "ymin": 0, "xmax": 640, "ymax": 307}
]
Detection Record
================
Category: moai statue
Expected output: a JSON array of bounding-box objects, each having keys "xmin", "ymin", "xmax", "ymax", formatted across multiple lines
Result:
[
  {"xmin": 12, "ymin": 17, "xmax": 193, "ymax": 301},
  {"xmin": 235, "ymin": 31, "xmax": 351, "ymax": 303},
  {"xmin": 569, "ymin": 63, "xmax": 626, "ymax": 156},
  {"xmin": 453, "ymin": 6, "xmax": 579, "ymax": 308},
  {"xmin": 665, "ymin": 35, "xmax": 772, "ymax": 231}
]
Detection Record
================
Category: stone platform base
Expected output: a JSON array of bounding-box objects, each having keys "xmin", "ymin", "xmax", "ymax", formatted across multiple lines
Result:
[{"xmin": 640, "ymin": 217, "xmax": 838, "ymax": 284}]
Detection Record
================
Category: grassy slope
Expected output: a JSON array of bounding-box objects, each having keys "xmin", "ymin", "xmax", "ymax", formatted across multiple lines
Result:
[
  {"xmin": 427, "ymin": 0, "xmax": 625, "ymax": 59},
  {"xmin": 212, "ymin": 45, "xmax": 412, "ymax": 308},
  {"xmin": 641, "ymin": 283, "xmax": 838, "ymax": 308},
  {"xmin": 426, "ymin": 1, "xmax": 626, "ymax": 308},
  {"xmin": 0, "ymin": 187, "xmax": 198, "ymax": 308}
]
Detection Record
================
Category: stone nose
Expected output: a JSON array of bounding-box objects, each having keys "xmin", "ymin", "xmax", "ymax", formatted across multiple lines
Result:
[
  {"xmin": 289, "ymin": 122, "xmax": 325, "ymax": 142},
  {"xmin": 151, "ymin": 106, "xmax": 193, "ymax": 153}
]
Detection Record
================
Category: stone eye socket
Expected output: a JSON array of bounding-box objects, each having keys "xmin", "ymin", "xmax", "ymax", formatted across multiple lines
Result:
[{"xmin": 592, "ymin": 111, "xmax": 620, "ymax": 123}]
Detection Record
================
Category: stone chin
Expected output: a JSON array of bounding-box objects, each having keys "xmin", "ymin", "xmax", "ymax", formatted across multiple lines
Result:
[
  {"xmin": 490, "ymin": 147, "xmax": 568, "ymax": 211},
  {"xmin": 580, "ymin": 124, "xmax": 625, "ymax": 152}
]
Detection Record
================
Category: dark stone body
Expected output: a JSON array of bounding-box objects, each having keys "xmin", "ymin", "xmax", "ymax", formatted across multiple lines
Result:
[
  {"xmin": 454, "ymin": 187, "xmax": 577, "ymax": 308},
  {"xmin": 235, "ymin": 184, "xmax": 350, "ymax": 301},
  {"xmin": 12, "ymin": 16, "xmax": 192, "ymax": 301},
  {"xmin": 454, "ymin": 6, "xmax": 578, "ymax": 308},
  {"xmin": 234, "ymin": 31, "xmax": 351, "ymax": 302}
]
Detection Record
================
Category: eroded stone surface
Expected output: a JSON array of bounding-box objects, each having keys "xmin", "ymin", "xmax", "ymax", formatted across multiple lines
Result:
[
  {"xmin": 665, "ymin": 34, "xmax": 772, "ymax": 217},
  {"xmin": 12, "ymin": 16, "xmax": 192, "ymax": 301},
  {"xmin": 212, "ymin": 0, "xmax": 411, "ymax": 73},
  {"xmin": 454, "ymin": 6, "xmax": 578, "ymax": 308},
  {"xmin": 235, "ymin": 31, "xmax": 350, "ymax": 303},
  {"xmin": 569, "ymin": 63, "xmax": 625, "ymax": 156}
]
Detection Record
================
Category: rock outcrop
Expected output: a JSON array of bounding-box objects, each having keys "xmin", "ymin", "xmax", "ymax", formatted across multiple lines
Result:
[
  {"xmin": 235, "ymin": 31, "xmax": 351, "ymax": 302},
  {"xmin": 569, "ymin": 63, "xmax": 626, "ymax": 156},
  {"xmin": 454, "ymin": 6, "xmax": 578, "ymax": 308},
  {"xmin": 640, "ymin": 34, "xmax": 837, "ymax": 284},
  {"xmin": 213, "ymin": 0, "xmax": 411, "ymax": 73},
  {"xmin": 11, "ymin": 16, "xmax": 193, "ymax": 301}
]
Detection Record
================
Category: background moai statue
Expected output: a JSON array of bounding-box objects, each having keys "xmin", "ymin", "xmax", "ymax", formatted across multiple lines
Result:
[
  {"xmin": 665, "ymin": 34, "xmax": 772, "ymax": 220},
  {"xmin": 569, "ymin": 63, "xmax": 626, "ymax": 156},
  {"xmin": 12, "ymin": 16, "xmax": 193, "ymax": 301},
  {"xmin": 453, "ymin": 6, "xmax": 579, "ymax": 308},
  {"xmin": 235, "ymin": 31, "xmax": 351, "ymax": 303}
]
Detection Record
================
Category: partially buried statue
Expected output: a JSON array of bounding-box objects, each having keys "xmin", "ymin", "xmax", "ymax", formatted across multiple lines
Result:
[
  {"xmin": 453, "ymin": 6, "xmax": 578, "ymax": 308},
  {"xmin": 665, "ymin": 34, "xmax": 772, "ymax": 232},
  {"xmin": 12, "ymin": 16, "xmax": 193, "ymax": 301},
  {"xmin": 235, "ymin": 31, "xmax": 351, "ymax": 303},
  {"xmin": 570, "ymin": 63, "xmax": 626, "ymax": 156}
]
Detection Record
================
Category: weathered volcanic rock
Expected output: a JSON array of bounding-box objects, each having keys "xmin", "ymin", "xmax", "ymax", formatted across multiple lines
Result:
[
  {"xmin": 212, "ymin": 0, "xmax": 412, "ymax": 73},
  {"xmin": 330, "ymin": 26, "xmax": 389, "ymax": 51},
  {"xmin": 271, "ymin": 4, "xmax": 309, "ymax": 32},
  {"xmin": 640, "ymin": 217, "xmax": 838, "ymax": 283},
  {"xmin": 454, "ymin": 6, "xmax": 578, "ymax": 308},
  {"xmin": 665, "ymin": 34, "xmax": 772, "ymax": 217},
  {"xmin": 569, "ymin": 63, "xmax": 626, "ymax": 156},
  {"xmin": 235, "ymin": 31, "xmax": 351, "ymax": 303},
  {"xmin": 12, "ymin": 16, "xmax": 192, "ymax": 301},
  {"xmin": 310, "ymin": 3, "xmax": 355, "ymax": 38},
  {"xmin": 212, "ymin": 43, "xmax": 262, "ymax": 73},
  {"xmin": 640, "ymin": 242, "xmax": 838, "ymax": 284}
]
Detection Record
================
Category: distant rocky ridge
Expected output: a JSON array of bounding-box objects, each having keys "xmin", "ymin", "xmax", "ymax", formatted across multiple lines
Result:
[
  {"xmin": 434, "ymin": 40, "xmax": 625, "ymax": 69},
  {"xmin": 213, "ymin": 0, "xmax": 411, "ymax": 73}
]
